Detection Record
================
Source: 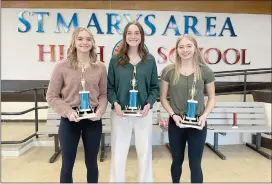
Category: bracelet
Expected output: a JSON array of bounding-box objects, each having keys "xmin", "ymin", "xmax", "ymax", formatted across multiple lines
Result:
[{"xmin": 171, "ymin": 113, "xmax": 177, "ymax": 118}]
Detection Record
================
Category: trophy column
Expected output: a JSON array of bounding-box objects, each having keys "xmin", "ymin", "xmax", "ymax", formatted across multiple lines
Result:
[
  {"xmin": 181, "ymin": 71, "xmax": 202, "ymax": 130},
  {"xmin": 123, "ymin": 65, "xmax": 142, "ymax": 116},
  {"xmin": 77, "ymin": 62, "xmax": 96, "ymax": 120}
]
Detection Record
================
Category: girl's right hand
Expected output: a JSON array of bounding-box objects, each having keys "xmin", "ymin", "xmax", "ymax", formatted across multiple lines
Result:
[
  {"xmin": 114, "ymin": 102, "xmax": 124, "ymax": 117},
  {"xmin": 172, "ymin": 114, "xmax": 183, "ymax": 127},
  {"xmin": 68, "ymin": 111, "xmax": 80, "ymax": 122}
]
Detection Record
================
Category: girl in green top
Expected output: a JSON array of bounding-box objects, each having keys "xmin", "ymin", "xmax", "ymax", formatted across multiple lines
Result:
[
  {"xmin": 107, "ymin": 21, "xmax": 159, "ymax": 182},
  {"xmin": 160, "ymin": 34, "xmax": 215, "ymax": 183}
]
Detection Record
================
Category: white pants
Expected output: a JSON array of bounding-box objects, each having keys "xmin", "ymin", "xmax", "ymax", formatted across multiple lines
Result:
[{"xmin": 109, "ymin": 110, "xmax": 153, "ymax": 182}]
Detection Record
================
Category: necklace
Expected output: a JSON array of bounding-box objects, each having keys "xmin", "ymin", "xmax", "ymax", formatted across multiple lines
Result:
[{"xmin": 189, "ymin": 69, "xmax": 199, "ymax": 100}]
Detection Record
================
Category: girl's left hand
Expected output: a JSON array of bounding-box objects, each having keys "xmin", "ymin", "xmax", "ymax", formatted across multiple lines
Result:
[
  {"xmin": 198, "ymin": 114, "xmax": 208, "ymax": 129},
  {"xmin": 89, "ymin": 109, "xmax": 102, "ymax": 121},
  {"xmin": 141, "ymin": 104, "xmax": 151, "ymax": 117}
]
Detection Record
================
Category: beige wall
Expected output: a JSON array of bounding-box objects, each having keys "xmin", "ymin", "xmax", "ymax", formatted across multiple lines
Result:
[{"xmin": 2, "ymin": 1, "xmax": 271, "ymax": 14}]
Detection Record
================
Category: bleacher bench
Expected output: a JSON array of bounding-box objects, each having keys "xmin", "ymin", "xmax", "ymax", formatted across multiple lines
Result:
[{"xmin": 158, "ymin": 102, "xmax": 271, "ymax": 160}]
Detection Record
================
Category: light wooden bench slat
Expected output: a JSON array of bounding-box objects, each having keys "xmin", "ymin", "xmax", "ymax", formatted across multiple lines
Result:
[
  {"xmin": 102, "ymin": 125, "xmax": 111, "ymax": 133},
  {"xmin": 39, "ymin": 126, "xmax": 59, "ymax": 134},
  {"xmin": 207, "ymin": 119, "xmax": 266, "ymax": 125},
  {"xmin": 46, "ymin": 120, "xmax": 60, "ymax": 126},
  {"xmin": 214, "ymin": 102, "xmax": 264, "ymax": 107},
  {"xmin": 211, "ymin": 108, "xmax": 265, "ymax": 113},
  {"xmin": 208, "ymin": 113, "xmax": 266, "ymax": 119},
  {"xmin": 47, "ymin": 113, "xmax": 61, "ymax": 120},
  {"xmin": 208, "ymin": 125, "xmax": 271, "ymax": 133}
]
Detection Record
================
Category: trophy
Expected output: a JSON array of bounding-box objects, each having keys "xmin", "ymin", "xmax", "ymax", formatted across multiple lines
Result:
[
  {"xmin": 123, "ymin": 65, "xmax": 142, "ymax": 116},
  {"xmin": 76, "ymin": 63, "xmax": 96, "ymax": 120},
  {"xmin": 180, "ymin": 72, "xmax": 202, "ymax": 130}
]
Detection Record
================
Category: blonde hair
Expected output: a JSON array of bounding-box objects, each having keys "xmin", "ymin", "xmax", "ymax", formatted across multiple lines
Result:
[
  {"xmin": 67, "ymin": 27, "xmax": 98, "ymax": 69},
  {"xmin": 166, "ymin": 34, "xmax": 206, "ymax": 84}
]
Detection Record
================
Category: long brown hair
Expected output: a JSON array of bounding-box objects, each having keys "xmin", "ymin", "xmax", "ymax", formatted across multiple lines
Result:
[
  {"xmin": 67, "ymin": 27, "xmax": 97, "ymax": 69},
  {"xmin": 117, "ymin": 21, "xmax": 147, "ymax": 65},
  {"xmin": 164, "ymin": 34, "xmax": 206, "ymax": 85}
]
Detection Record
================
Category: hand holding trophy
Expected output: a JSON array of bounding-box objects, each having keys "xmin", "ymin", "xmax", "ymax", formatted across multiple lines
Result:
[
  {"xmin": 179, "ymin": 71, "xmax": 202, "ymax": 130},
  {"xmin": 123, "ymin": 65, "xmax": 142, "ymax": 116},
  {"xmin": 76, "ymin": 62, "xmax": 97, "ymax": 120}
]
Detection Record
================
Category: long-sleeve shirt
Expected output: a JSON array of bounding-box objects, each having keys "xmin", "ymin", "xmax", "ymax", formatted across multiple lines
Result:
[
  {"xmin": 46, "ymin": 60, "xmax": 108, "ymax": 118},
  {"xmin": 107, "ymin": 53, "xmax": 159, "ymax": 110}
]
